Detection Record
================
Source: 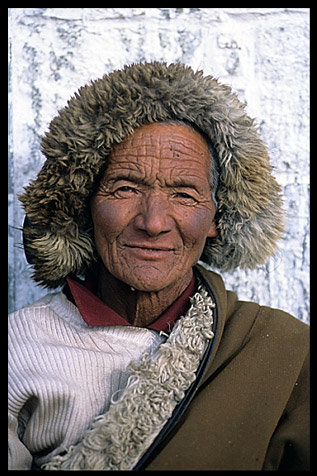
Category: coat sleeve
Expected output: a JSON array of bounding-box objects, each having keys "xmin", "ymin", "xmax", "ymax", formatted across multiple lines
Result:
[
  {"xmin": 8, "ymin": 412, "xmax": 33, "ymax": 470},
  {"xmin": 263, "ymin": 350, "xmax": 310, "ymax": 470}
]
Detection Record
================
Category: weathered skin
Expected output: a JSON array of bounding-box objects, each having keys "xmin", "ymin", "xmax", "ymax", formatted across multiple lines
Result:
[{"xmin": 90, "ymin": 123, "xmax": 217, "ymax": 326}]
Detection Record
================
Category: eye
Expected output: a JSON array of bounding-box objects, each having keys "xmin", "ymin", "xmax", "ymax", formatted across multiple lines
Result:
[
  {"xmin": 177, "ymin": 192, "xmax": 194, "ymax": 199},
  {"xmin": 113, "ymin": 185, "xmax": 138, "ymax": 198},
  {"xmin": 118, "ymin": 186, "xmax": 134, "ymax": 192},
  {"xmin": 173, "ymin": 191, "xmax": 198, "ymax": 205}
]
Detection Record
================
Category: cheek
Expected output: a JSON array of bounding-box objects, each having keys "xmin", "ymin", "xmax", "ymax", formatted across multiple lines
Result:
[
  {"xmin": 91, "ymin": 199, "xmax": 128, "ymax": 252},
  {"xmin": 178, "ymin": 207, "xmax": 214, "ymax": 252}
]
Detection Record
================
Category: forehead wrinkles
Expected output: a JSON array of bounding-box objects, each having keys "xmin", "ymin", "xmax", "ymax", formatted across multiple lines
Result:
[{"xmin": 110, "ymin": 130, "xmax": 210, "ymax": 168}]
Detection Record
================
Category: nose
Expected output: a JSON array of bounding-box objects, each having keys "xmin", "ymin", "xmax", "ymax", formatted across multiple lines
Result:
[{"xmin": 134, "ymin": 191, "xmax": 172, "ymax": 237}]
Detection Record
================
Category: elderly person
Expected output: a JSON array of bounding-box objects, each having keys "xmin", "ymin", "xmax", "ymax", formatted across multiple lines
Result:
[{"xmin": 8, "ymin": 62, "xmax": 309, "ymax": 471}]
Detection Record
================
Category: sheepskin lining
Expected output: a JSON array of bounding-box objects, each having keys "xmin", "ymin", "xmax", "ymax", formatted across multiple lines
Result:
[{"xmin": 42, "ymin": 283, "xmax": 215, "ymax": 470}]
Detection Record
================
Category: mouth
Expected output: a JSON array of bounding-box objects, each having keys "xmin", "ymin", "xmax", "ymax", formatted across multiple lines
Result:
[{"xmin": 124, "ymin": 244, "xmax": 175, "ymax": 259}]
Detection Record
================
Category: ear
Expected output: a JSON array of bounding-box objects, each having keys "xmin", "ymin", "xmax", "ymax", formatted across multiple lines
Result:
[{"xmin": 207, "ymin": 220, "xmax": 218, "ymax": 238}]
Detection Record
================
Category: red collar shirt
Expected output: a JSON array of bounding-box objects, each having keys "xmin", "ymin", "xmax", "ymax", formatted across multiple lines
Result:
[{"xmin": 65, "ymin": 273, "xmax": 196, "ymax": 335}]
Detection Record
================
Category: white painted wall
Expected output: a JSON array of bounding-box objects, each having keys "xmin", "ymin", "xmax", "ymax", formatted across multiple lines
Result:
[{"xmin": 8, "ymin": 8, "xmax": 310, "ymax": 322}]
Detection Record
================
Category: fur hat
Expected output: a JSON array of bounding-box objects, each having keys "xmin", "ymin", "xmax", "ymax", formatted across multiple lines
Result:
[{"xmin": 19, "ymin": 61, "xmax": 284, "ymax": 288}]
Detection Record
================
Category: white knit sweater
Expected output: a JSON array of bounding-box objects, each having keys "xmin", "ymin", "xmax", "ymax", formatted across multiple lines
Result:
[{"xmin": 8, "ymin": 292, "xmax": 166, "ymax": 470}]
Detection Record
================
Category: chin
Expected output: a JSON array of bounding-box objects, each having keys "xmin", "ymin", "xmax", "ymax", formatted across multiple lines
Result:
[
  {"xmin": 122, "ymin": 270, "xmax": 175, "ymax": 293},
  {"xmin": 127, "ymin": 279, "xmax": 170, "ymax": 293}
]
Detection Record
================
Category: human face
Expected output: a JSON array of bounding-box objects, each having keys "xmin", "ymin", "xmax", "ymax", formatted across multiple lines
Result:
[{"xmin": 90, "ymin": 122, "xmax": 217, "ymax": 292}]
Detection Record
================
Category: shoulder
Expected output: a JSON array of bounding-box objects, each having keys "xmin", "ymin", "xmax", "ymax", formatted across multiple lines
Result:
[
  {"xmin": 8, "ymin": 291, "xmax": 84, "ymax": 342},
  {"xmin": 195, "ymin": 264, "xmax": 309, "ymax": 370},
  {"xmin": 196, "ymin": 263, "xmax": 309, "ymax": 339},
  {"xmin": 9, "ymin": 293, "xmax": 58, "ymax": 331},
  {"xmin": 252, "ymin": 304, "xmax": 309, "ymax": 359},
  {"xmin": 257, "ymin": 304, "xmax": 309, "ymax": 336},
  {"xmin": 226, "ymin": 300, "xmax": 310, "ymax": 389},
  {"xmin": 225, "ymin": 295, "xmax": 309, "ymax": 373}
]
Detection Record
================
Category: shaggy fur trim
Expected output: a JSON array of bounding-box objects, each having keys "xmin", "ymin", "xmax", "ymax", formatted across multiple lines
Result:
[
  {"xmin": 22, "ymin": 225, "xmax": 96, "ymax": 288},
  {"xmin": 19, "ymin": 61, "xmax": 284, "ymax": 287},
  {"xmin": 41, "ymin": 284, "xmax": 215, "ymax": 470}
]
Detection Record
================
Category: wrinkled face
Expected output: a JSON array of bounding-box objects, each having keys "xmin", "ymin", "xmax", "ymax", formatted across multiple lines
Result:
[{"xmin": 90, "ymin": 122, "xmax": 217, "ymax": 292}]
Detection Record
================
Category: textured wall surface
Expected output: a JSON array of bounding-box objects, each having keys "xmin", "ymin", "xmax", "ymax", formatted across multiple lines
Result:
[{"xmin": 8, "ymin": 8, "xmax": 310, "ymax": 322}]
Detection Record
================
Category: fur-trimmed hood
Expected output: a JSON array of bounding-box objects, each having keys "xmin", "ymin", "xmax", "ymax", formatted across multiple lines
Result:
[{"xmin": 19, "ymin": 61, "xmax": 284, "ymax": 288}]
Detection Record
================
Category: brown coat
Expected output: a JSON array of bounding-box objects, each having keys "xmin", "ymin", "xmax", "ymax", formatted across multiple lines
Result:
[{"xmin": 142, "ymin": 265, "xmax": 310, "ymax": 471}]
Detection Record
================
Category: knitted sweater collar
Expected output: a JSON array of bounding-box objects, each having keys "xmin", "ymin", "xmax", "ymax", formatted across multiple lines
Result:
[{"xmin": 42, "ymin": 281, "xmax": 216, "ymax": 470}]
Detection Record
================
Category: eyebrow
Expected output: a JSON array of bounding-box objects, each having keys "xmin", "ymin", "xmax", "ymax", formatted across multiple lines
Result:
[
  {"xmin": 104, "ymin": 173, "xmax": 202, "ymax": 192},
  {"xmin": 104, "ymin": 174, "xmax": 145, "ymax": 186}
]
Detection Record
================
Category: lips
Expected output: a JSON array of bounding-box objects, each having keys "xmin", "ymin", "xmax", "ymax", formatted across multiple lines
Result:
[
  {"xmin": 126, "ymin": 244, "xmax": 174, "ymax": 251},
  {"xmin": 124, "ymin": 244, "xmax": 175, "ymax": 259}
]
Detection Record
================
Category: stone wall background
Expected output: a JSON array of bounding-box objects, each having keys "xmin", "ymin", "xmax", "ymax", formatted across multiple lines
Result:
[{"xmin": 8, "ymin": 8, "xmax": 310, "ymax": 322}]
